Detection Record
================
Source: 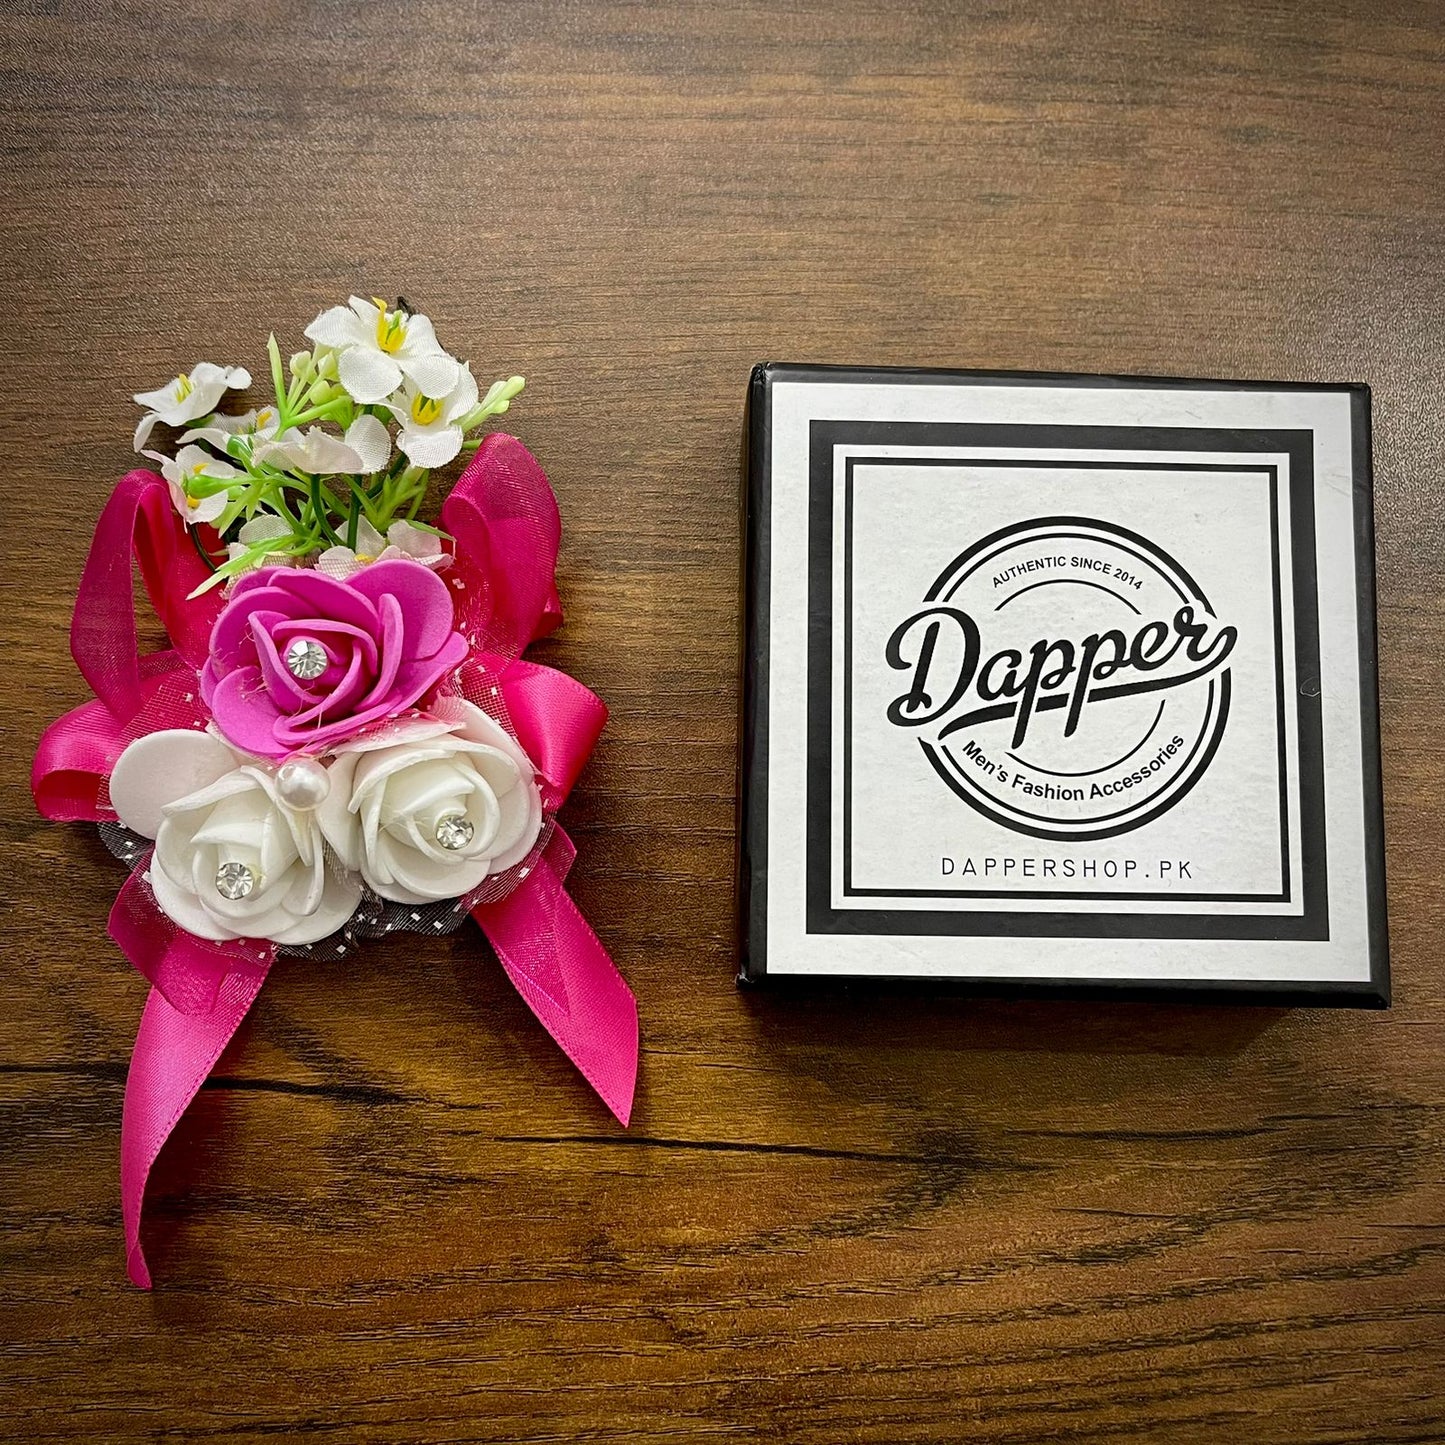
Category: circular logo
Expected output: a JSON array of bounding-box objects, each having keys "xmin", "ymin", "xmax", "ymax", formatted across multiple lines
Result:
[{"xmin": 884, "ymin": 516, "xmax": 1236, "ymax": 842}]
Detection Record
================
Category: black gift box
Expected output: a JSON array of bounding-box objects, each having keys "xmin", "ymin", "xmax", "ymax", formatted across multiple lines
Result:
[{"xmin": 739, "ymin": 364, "xmax": 1387, "ymax": 1006}]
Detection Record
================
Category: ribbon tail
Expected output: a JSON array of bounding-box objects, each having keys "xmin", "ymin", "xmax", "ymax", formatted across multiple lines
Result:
[
  {"xmin": 473, "ymin": 840, "xmax": 637, "ymax": 1127},
  {"xmin": 121, "ymin": 964, "xmax": 271, "ymax": 1288}
]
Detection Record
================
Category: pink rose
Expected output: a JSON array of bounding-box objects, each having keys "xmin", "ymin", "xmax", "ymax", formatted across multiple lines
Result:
[{"xmin": 201, "ymin": 561, "xmax": 469, "ymax": 760}]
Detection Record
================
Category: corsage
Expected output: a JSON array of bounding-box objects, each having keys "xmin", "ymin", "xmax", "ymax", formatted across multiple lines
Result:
[{"xmin": 32, "ymin": 298, "xmax": 638, "ymax": 1287}]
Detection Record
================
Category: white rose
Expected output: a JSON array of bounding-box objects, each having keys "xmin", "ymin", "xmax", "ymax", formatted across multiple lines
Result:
[
  {"xmin": 108, "ymin": 730, "xmax": 361, "ymax": 946},
  {"xmin": 319, "ymin": 698, "xmax": 543, "ymax": 904}
]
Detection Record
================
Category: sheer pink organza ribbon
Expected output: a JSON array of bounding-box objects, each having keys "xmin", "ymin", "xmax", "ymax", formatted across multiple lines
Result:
[{"xmin": 32, "ymin": 436, "xmax": 638, "ymax": 1288}]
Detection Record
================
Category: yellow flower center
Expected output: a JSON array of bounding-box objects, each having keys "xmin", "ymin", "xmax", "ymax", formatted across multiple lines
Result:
[
  {"xmin": 354, "ymin": 553, "xmax": 374, "ymax": 564},
  {"xmin": 255, "ymin": 409, "xmax": 273, "ymax": 428},
  {"xmin": 410, "ymin": 392, "xmax": 443, "ymax": 425},
  {"xmin": 374, "ymin": 301, "xmax": 406, "ymax": 355},
  {"xmin": 186, "ymin": 495, "xmax": 201, "ymax": 511},
  {"xmin": 174, "ymin": 373, "xmax": 194, "ymax": 402}
]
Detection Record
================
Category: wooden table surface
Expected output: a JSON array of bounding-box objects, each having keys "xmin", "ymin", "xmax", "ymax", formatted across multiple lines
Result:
[{"xmin": 4, "ymin": 3, "xmax": 1443, "ymax": 1441}]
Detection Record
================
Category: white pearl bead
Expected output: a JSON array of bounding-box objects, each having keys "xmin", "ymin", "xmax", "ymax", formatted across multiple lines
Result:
[{"xmin": 276, "ymin": 758, "xmax": 331, "ymax": 810}]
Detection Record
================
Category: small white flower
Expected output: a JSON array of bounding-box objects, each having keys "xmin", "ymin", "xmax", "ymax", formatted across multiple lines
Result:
[
  {"xmin": 319, "ymin": 698, "xmax": 543, "ymax": 904},
  {"xmin": 386, "ymin": 363, "xmax": 478, "ymax": 469},
  {"xmin": 252, "ymin": 415, "xmax": 391, "ymax": 476},
  {"xmin": 133, "ymin": 363, "xmax": 251, "ymax": 451},
  {"xmin": 316, "ymin": 517, "xmax": 386, "ymax": 579},
  {"xmin": 226, "ymin": 514, "xmax": 294, "ymax": 573},
  {"xmin": 179, "ymin": 406, "xmax": 280, "ymax": 455},
  {"xmin": 382, "ymin": 519, "xmax": 449, "ymax": 566},
  {"xmin": 143, "ymin": 442, "xmax": 241, "ymax": 524},
  {"xmin": 316, "ymin": 519, "xmax": 450, "ymax": 580},
  {"xmin": 107, "ymin": 730, "xmax": 362, "ymax": 946},
  {"xmin": 305, "ymin": 296, "xmax": 459, "ymax": 405}
]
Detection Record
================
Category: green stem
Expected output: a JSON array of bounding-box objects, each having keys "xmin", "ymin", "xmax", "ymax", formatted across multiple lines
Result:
[
  {"xmin": 310, "ymin": 476, "xmax": 344, "ymax": 547},
  {"xmin": 346, "ymin": 476, "xmax": 385, "ymax": 531},
  {"xmin": 269, "ymin": 486, "xmax": 305, "ymax": 535},
  {"xmin": 288, "ymin": 397, "xmax": 351, "ymax": 428},
  {"xmin": 187, "ymin": 524, "xmax": 219, "ymax": 574},
  {"xmin": 223, "ymin": 467, "xmax": 287, "ymax": 528}
]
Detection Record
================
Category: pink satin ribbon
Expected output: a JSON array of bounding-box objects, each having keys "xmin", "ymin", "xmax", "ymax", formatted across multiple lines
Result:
[
  {"xmin": 476, "ymin": 826, "xmax": 636, "ymax": 1126},
  {"xmin": 70, "ymin": 470, "xmax": 221, "ymax": 718},
  {"xmin": 121, "ymin": 955, "xmax": 273, "ymax": 1289},
  {"xmin": 32, "ymin": 436, "xmax": 637, "ymax": 1287}
]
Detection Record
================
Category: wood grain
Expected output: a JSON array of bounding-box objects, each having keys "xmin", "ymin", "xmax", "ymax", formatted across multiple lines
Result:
[{"xmin": 3, "ymin": 2, "xmax": 1443, "ymax": 1440}]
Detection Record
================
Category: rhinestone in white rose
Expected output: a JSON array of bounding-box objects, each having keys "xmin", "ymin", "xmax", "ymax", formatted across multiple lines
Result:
[
  {"xmin": 107, "ymin": 730, "xmax": 361, "ymax": 946},
  {"xmin": 318, "ymin": 698, "xmax": 544, "ymax": 905}
]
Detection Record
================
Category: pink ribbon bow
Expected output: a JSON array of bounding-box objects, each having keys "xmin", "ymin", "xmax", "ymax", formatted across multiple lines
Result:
[{"xmin": 32, "ymin": 435, "xmax": 638, "ymax": 1288}]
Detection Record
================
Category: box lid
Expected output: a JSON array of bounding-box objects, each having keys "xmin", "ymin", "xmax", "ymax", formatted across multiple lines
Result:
[{"xmin": 739, "ymin": 364, "xmax": 1387, "ymax": 1005}]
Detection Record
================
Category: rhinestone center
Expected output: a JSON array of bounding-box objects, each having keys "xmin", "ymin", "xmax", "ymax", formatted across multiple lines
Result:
[
  {"xmin": 215, "ymin": 861, "xmax": 256, "ymax": 900},
  {"xmin": 434, "ymin": 815, "xmax": 474, "ymax": 851},
  {"xmin": 284, "ymin": 637, "xmax": 328, "ymax": 681}
]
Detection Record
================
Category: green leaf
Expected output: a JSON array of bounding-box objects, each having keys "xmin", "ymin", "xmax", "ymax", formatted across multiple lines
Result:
[
  {"xmin": 267, "ymin": 333, "xmax": 286, "ymax": 408},
  {"xmin": 186, "ymin": 536, "xmax": 293, "ymax": 598}
]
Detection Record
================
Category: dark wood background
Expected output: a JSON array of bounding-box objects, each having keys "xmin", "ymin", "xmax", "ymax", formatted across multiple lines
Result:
[{"xmin": 3, "ymin": 3, "xmax": 1443, "ymax": 1441}]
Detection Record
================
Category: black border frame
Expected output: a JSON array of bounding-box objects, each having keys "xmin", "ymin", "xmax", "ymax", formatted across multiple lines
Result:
[
  {"xmin": 737, "ymin": 363, "xmax": 1389, "ymax": 1007},
  {"xmin": 812, "ymin": 426, "xmax": 1326, "ymax": 938}
]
